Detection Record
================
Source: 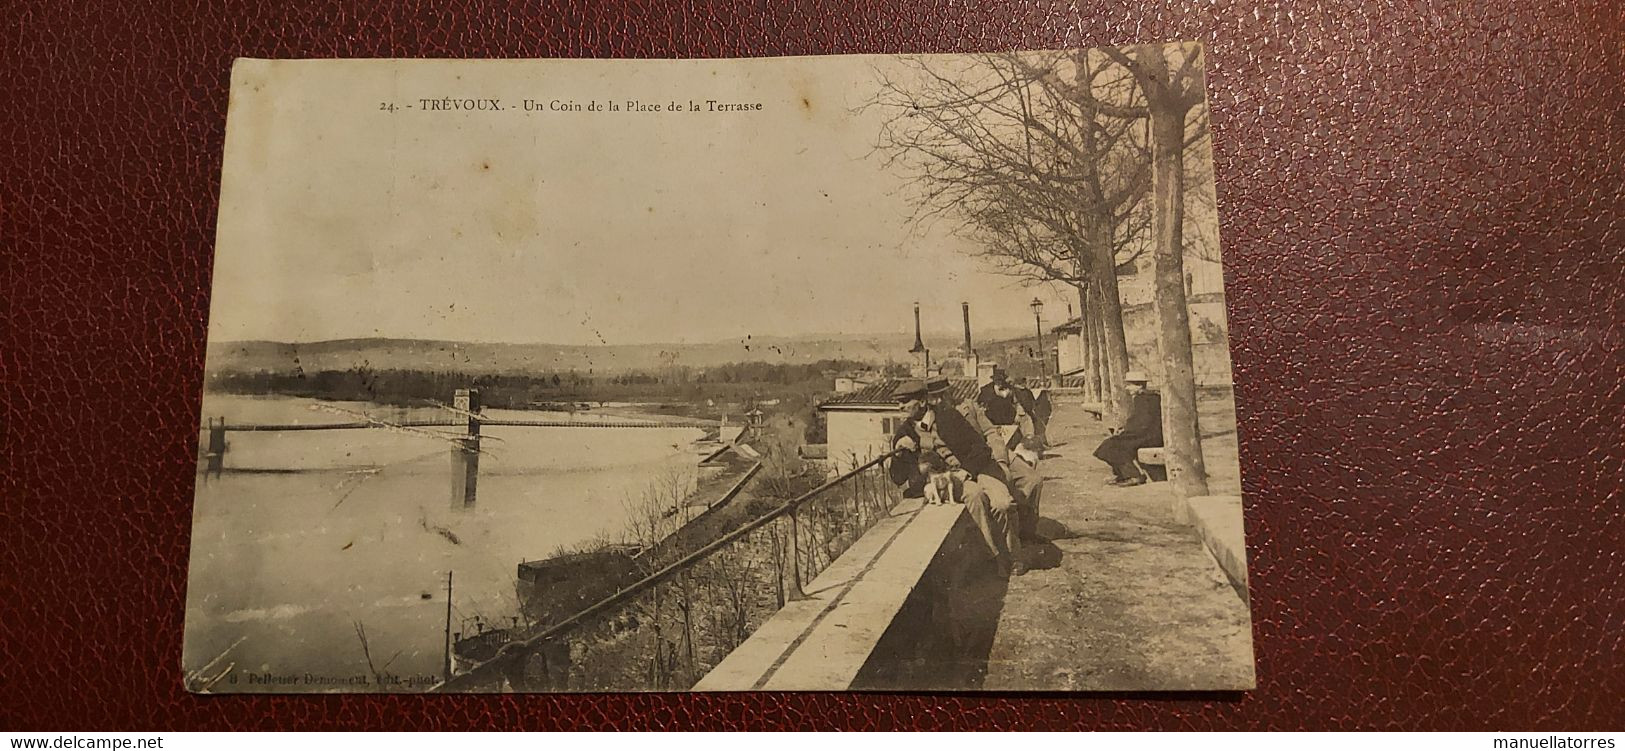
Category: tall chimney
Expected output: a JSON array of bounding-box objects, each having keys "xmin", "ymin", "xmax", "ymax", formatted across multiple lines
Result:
[
  {"xmin": 911, "ymin": 302, "xmax": 926, "ymax": 353},
  {"xmin": 910, "ymin": 302, "xmax": 929, "ymax": 378},
  {"xmin": 961, "ymin": 301, "xmax": 974, "ymax": 357}
]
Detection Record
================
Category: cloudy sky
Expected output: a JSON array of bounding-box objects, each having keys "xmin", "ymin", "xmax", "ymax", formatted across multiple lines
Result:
[{"xmin": 209, "ymin": 57, "xmax": 1072, "ymax": 346}]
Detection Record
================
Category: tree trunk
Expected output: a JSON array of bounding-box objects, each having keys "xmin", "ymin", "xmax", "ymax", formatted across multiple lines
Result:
[
  {"xmin": 1078, "ymin": 285, "xmax": 1102, "ymax": 404},
  {"xmin": 1076, "ymin": 69, "xmax": 1132, "ymax": 425},
  {"xmin": 1088, "ymin": 288, "xmax": 1112, "ymax": 421},
  {"xmin": 1141, "ymin": 45, "xmax": 1209, "ymax": 497},
  {"xmin": 1090, "ymin": 223, "xmax": 1132, "ymax": 425},
  {"xmin": 1079, "ymin": 73, "xmax": 1131, "ymax": 425}
]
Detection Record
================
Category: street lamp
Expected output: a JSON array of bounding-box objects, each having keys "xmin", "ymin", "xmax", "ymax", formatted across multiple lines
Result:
[{"xmin": 1029, "ymin": 297, "xmax": 1046, "ymax": 379}]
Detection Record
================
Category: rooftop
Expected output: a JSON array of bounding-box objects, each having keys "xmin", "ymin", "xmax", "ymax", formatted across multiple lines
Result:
[{"xmin": 818, "ymin": 377, "xmax": 981, "ymax": 409}]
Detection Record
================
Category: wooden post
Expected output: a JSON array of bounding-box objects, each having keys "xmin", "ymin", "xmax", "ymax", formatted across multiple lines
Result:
[
  {"xmin": 206, "ymin": 417, "xmax": 226, "ymax": 475},
  {"xmin": 786, "ymin": 510, "xmax": 806, "ymax": 600},
  {"xmin": 442, "ymin": 570, "xmax": 454, "ymax": 683},
  {"xmin": 451, "ymin": 388, "xmax": 482, "ymax": 508}
]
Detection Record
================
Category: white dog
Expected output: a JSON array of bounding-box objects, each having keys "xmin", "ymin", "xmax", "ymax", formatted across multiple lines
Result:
[
  {"xmin": 915, "ymin": 413, "xmax": 968, "ymax": 505},
  {"xmin": 922, "ymin": 464, "xmax": 969, "ymax": 505}
]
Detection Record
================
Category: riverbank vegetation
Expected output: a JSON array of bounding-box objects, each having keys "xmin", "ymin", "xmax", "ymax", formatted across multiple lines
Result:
[{"xmin": 205, "ymin": 359, "xmax": 884, "ymax": 413}]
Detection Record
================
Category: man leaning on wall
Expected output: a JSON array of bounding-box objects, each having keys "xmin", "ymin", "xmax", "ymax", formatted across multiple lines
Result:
[
  {"xmin": 887, "ymin": 378, "xmax": 1039, "ymax": 576},
  {"xmin": 972, "ymin": 367, "xmax": 1046, "ymax": 543}
]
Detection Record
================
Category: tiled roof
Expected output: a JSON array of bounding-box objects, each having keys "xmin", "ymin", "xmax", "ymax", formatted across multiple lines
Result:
[
  {"xmin": 819, "ymin": 379, "xmax": 904, "ymax": 407},
  {"xmin": 818, "ymin": 377, "xmax": 981, "ymax": 409}
]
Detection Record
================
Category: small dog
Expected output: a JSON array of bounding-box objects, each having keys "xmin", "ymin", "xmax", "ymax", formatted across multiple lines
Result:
[
  {"xmin": 921, "ymin": 461, "xmax": 968, "ymax": 505},
  {"xmin": 916, "ymin": 429, "xmax": 968, "ymax": 505}
]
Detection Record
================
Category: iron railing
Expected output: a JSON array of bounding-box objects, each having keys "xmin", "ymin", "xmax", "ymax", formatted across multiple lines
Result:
[
  {"xmin": 431, "ymin": 451, "xmax": 903, "ymax": 692},
  {"xmin": 200, "ymin": 417, "xmax": 717, "ymax": 431}
]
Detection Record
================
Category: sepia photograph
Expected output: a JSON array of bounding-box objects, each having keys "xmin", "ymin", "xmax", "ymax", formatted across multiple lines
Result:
[{"xmin": 183, "ymin": 44, "xmax": 1255, "ymax": 693}]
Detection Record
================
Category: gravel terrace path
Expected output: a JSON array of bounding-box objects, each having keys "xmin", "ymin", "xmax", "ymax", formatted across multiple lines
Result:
[{"xmin": 982, "ymin": 396, "xmax": 1256, "ymax": 691}]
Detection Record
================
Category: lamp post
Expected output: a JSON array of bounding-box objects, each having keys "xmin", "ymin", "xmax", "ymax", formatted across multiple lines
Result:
[{"xmin": 1029, "ymin": 297, "xmax": 1046, "ymax": 379}]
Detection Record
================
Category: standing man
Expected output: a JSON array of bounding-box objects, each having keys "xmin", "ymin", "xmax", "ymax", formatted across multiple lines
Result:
[
  {"xmin": 1093, "ymin": 371, "xmax": 1163, "ymax": 486},
  {"xmin": 976, "ymin": 366, "xmax": 1022, "ymax": 427},
  {"xmin": 1027, "ymin": 379, "xmax": 1053, "ymax": 449},
  {"xmin": 977, "ymin": 366, "xmax": 1046, "ymax": 449},
  {"xmin": 887, "ymin": 378, "xmax": 1029, "ymax": 576}
]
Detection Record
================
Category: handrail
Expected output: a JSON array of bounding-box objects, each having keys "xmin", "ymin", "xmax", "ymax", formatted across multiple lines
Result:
[
  {"xmin": 199, "ymin": 418, "xmax": 717, "ymax": 431},
  {"xmin": 631, "ymin": 460, "xmax": 763, "ymax": 561},
  {"xmin": 431, "ymin": 449, "xmax": 901, "ymax": 692}
]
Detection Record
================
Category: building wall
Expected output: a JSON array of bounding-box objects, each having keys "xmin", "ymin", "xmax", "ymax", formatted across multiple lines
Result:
[
  {"xmin": 1125, "ymin": 298, "xmax": 1232, "ymax": 387},
  {"xmin": 932, "ymin": 353, "xmax": 978, "ymax": 379},
  {"xmin": 825, "ymin": 408, "xmax": 903, "ymax": 471},
  {"xmin": 1056, "ymin": 332, "xmax": 1084, "ymax": 375},
  {"xmin": 1116, "ymin": 249, "xmax": 1226, "ymax": 308},
  {"xmin": 1053, "ymin": 296, "xmax": 1233, "ymax": 387},
  {"xmin": 976, "ymin": 360, "xmax": 997, "ymax": 387}
]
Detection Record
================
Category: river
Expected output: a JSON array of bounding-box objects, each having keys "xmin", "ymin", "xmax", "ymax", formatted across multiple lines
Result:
[{"xmin": 181, "ymin": 393, "xmax": 703, "ymax": 692}]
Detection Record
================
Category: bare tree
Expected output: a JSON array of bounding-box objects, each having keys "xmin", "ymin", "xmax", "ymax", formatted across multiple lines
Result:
[
  {"xmin": 620, "ymin": 465, "xmax": 697, "ymax": 568},
  {"xmin": 871, "ymin": 51, "xmax": 1153, "ymax": 419},
  {"xmin": 700, "ymin": 547, "xmax": 760, "ymax": 653},
  {"xmin": 756, "ymin": 413, "xmax": 809, "ymax": 499},
  {"xmin": 871, "ymin": 51, "xmax": 1216, "ymax": 421},
  {"xmin": 1101, "ymin": 43, "xmax": 1211, "ymax": 497}
]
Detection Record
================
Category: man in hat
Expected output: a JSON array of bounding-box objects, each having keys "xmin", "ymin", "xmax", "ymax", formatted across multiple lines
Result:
[
  {"xmin": 1093, "ymin": 371, "xmax": 1163, "ymax": 486},
  {"xmin": 975, "ymin": 366, "xmax": 1023, "ymax": 426},
  {"xmin": 887, "ymin": 378, "xmax": 1028, "ymax": 576},
  {"xmin": 971, "ymin": 367, "xmax": 1046, "ymax": 543},
  {"xmin": 976, "ymin": 366, "xmax": 1047, "ymax": 449}
]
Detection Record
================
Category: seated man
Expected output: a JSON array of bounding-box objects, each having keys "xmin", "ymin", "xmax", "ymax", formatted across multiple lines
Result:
[
  {"xmin": 1002, "ymin": 429, "xmax": 1045, "ymax": 543},
  {"xmin": 972, "ymin": 369, "xmax": 1045, "ymax": 542},
  {"xmin": 1093, "ymin": 371, "xmax": 1163, "ymax": 486},
  {"xmin": 887, "ymin": 378, "xmax": 1029, "ymax": 576}
]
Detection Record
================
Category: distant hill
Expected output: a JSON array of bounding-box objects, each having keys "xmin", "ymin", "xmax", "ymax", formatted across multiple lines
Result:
[{"xmin": 203, "ymin": 329, "xmax": 1035, "ymax": 376}]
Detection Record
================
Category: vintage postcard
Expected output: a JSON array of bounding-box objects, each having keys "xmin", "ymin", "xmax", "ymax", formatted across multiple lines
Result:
[{"xmin": 184, "ymin": 46, "xmax": 1254, "ymax": 693}]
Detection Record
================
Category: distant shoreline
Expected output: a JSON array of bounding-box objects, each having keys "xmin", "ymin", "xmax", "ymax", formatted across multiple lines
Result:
[
  {"xmin": 199, "ymin": 357, "xmax": 879, "ymax": 423},
  {"xmin": 201, "ymin": 387, "xmax": 717, "ymax": 423}
]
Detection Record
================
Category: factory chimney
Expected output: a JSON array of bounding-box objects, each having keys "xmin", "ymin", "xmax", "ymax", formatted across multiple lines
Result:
[
  {"xmin": 961, "ymin": 302, "xmax": 974, "ymax": 357},
  {"xmin": 910, "ymin": 302, "xmax": 930, "ymax": 378}
]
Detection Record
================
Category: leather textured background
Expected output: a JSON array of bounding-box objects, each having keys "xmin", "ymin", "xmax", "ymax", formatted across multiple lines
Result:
[{"xmin": 3, "ymin": 0, "xmax": 1621, "ymax": 731}]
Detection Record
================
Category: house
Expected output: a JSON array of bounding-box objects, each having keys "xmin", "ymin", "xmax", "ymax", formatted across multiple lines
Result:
[
  {"xmin": 833, "ymin": 370, "xmax": 880, "ymax": 394},
  {"xmin": 818, "ymin": 301, "xmax": 1000, "ymax": 469},
  {"xmin": 817, "ymin": 377, "xmax": 981, "ymax": 472},
  {"xmin": 1051, "ymin": 317, "xmax": 1087, "ymax": 378}
]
